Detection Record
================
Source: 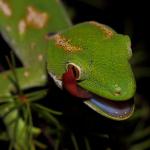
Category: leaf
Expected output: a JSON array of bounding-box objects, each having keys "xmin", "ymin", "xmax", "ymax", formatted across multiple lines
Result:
[
  {"xmin": 0, "ymin": 131, "xmax": 9, "ymax": 141},
  {"xmin": 34, "ymin": 140, "xmax": 47, "ymax": 149},
  {"xmin": 71, "ymin": 133, "xmax": 79, "ymax": 150},
  {"xmin": 31, "ymin": 103, "xmax": 62, "ymax": 115},
  {"xmin": 84, "ymin": 137, "xmax": 91, "ymax": 150},
  {"xmin": 32, "ymin": 104, "xmax": 62, "ymax": 129}
]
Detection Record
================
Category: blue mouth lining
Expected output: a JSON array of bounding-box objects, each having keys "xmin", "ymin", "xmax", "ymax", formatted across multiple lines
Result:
[{"xmin": 83, "ymin": 92, "xmax": 134, "ymax": 120}]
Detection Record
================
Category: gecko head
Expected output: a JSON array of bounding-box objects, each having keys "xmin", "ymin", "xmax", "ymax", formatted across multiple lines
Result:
[
  {"xmin": 62, "ymin": 53, "xmax": 136, "ymax": 120},
  {"xmin": 48, "ymin": 22, "xmax": 136, "ymax": 120}
]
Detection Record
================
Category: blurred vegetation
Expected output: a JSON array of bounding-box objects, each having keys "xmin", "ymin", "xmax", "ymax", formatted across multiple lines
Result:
[{"xmin": 0, "ymin": 0, "xmax": 150, "ymax": 149}]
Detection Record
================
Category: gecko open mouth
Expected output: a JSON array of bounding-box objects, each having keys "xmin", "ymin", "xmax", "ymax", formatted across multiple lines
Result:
[
  {"xmin": 70, "ymin": 83, "xmax": 134, "ymax": 120},
  {"xmin": 83, "ymin": 92, "xmax": 134, "ymax": 120},
  {"xmin": 62, "ymin": 67, "xmax": 134, "ymax": 120},
  {"xmin": 67, "ymin": 83, "xmax": 134, "ymax": 120}
]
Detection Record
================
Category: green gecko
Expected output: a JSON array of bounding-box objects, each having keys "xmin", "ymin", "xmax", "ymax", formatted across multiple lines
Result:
[
  {"xmin": 0, "ymin": 0, "xmax": 136, "ymax": 123},
  {"xmin": 47, "ymin": 21, "xmax": 136, "ymax": 120}
]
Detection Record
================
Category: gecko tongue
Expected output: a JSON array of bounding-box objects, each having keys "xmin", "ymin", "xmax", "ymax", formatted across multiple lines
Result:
[
  {"xmin": 62, "ymin": 68, "xmax": 92, "ymax": 99},
  {"xmin": 62, "ymin": 68, "xmax": 134, "ymax": 120}
]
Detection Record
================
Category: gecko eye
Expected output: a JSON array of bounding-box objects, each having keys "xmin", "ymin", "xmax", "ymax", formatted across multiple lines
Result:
[{"xmin": 67, "ymin": 63, "xmax": 81, "ymax": 80}]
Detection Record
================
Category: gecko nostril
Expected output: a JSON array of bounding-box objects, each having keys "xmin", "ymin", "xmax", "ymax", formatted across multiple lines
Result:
[
  {"xmin": 114, "ymin": 91, "xmax": 121, "ymax": 96},
  {"xmin": 114, "ymin": 84, "xmax": 121, "ymax": 96}
]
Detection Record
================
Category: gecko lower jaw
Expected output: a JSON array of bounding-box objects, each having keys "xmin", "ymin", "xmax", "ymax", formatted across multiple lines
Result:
[
  {"xmin": 78, "ymin": 86, "xmax": 134, "ymax": 120},
  {"xmin": 85, "ymin": 95, "xmax": 134, "ymax": 120}
]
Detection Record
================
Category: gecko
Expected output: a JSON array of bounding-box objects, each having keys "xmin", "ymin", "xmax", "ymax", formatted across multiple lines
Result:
[
  {"xmin": 0, "ymin": 0, "xmax": 136, "ymax": 120},
  {"xmin": 0, "ymin": 0, "xmax": 136, "ymax": 148}
]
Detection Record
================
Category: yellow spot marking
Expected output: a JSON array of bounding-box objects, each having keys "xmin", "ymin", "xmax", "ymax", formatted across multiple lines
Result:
[
  {"xmin": 26, "ymin": 6, "xmax": 48, "ymax": 29},
  {"xmin": 53, "ymin": 34, "xmax": 82, "ymax": 52},
  {"xmin": 24, "ymin": 71, "xmax": 30, "ymax": 77},
  {"xmin": 18, "ymin": 20, "xmax": 26, "ymax": 35},
  {"xmin": 38, "ymin": 54, "xmax": 44, "ymax": 61},
  {"xmin": 114, "ymin": 91, "xmax": 121, "ymax": 96},
  {"xmin": 18, "ymin": 6, "xmax": 49, "ymax": 35},
  {"xmin": 89, "ymin": 21, "xmax": 114, "ymax": 38},
  {"xmin": 0, "ymin": 0, "xmax": 12, "ymax": 16}
]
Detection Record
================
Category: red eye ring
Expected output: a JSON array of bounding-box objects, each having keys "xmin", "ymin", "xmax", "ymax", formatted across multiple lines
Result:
[{"xmin": 67, "ymin": 63, "xmax": 81, "ymax": 80}]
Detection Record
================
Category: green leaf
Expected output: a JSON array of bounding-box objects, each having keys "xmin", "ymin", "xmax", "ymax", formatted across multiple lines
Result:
[
  {"xmin": 32, "ymin": 104, "xmax": 62, "ymax": 129},
  {"xmin": 71, "ymin": 133, "xmax": 79, "ymax": 150},
  {"xmin": 31, "ymin": 103, "xmax": 62, "ymax": 115},
  {"xmin": 0, "ymin": 131, "xmax": 9, "ymax": 141}
]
